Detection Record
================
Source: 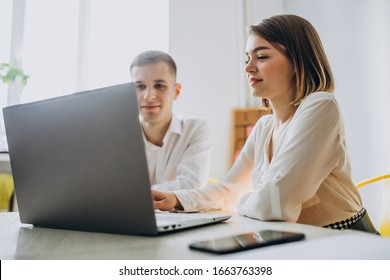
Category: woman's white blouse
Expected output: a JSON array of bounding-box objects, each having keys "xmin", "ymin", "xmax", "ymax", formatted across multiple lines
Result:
[{"xmin": 174, "ymin": 92, "xmax": 363, "ymax": 227}]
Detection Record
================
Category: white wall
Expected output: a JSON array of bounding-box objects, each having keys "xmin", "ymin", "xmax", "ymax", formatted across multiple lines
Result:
[
  {"xmin": 169, "ymin": 0, "xmax": 243, "ymax": 178},
  {"xmin": 169, "ymin": 0, "xmax": 284, "ymax": 178},
  {"xmin": 169, "ymin": 0, "xmax": 390, "ymax": 227}
]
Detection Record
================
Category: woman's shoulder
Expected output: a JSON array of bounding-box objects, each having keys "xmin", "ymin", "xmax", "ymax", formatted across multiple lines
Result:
[
  {"xmin": 304, "ymin": 91, "xmax": 336, "ymax": 102},
  {"xmin": 254, "ymin": 113, "xmax": 273, "ymax": 126},
  {"xmin": 252, "ymin": 113, "xmax": 274, "ymax": 134},
  {"xmin": 296, "ymin": 92, "xmax": 341, "ymax": 122},
  {"xmin": 298, "ymin": 92, "xmax": 340, "ymax": 112},
  {"xmin": 301, "ymin": 91, "xmax": 338, "ymax": 106}
]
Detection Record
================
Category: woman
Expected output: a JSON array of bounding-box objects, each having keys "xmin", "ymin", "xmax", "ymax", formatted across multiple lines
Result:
[{"xmin": 152, "ymin": 14, "xmax": 377, "ymax": 233}]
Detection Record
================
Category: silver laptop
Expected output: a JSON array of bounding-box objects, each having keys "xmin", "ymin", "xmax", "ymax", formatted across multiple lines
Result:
[{"xmin": 3, "ymin": 83, "xmax": 230, "ymax": 236}]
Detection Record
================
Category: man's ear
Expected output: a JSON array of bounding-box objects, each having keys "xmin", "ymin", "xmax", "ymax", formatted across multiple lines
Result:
[{"xmin": 174, "ymin": 83, "xmax": 181, "ymax": 100}]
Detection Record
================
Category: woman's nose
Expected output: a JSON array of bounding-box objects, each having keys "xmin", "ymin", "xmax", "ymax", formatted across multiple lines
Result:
[{"xmin": 245, "ymin": 61, "xmax": 256, "ymax": 74}]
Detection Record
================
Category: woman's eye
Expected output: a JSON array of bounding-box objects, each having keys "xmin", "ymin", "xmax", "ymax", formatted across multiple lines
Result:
[
  {"xmin": 245, "ymin": 55, "xmax": 268, "ymax": 63},
  {"xmin": 257, "ymin": 55, "xmax": 269, "ymax": 60}
]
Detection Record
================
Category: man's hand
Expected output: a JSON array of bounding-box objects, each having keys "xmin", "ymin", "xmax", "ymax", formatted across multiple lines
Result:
[{"xmin": 151, "ymin": 189, "xmax": 183, "ymax": 211}]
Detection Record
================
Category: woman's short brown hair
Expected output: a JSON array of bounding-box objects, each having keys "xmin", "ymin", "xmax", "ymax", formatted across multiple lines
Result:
[{"xmin": 249, "ymin": 14, "xmax": 334, "ymax": 109}]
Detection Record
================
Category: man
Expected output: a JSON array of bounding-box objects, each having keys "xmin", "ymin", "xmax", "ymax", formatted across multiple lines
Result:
[{"xmin": 130, "ymin": 50, "xmax": 212, "ymax": 191}]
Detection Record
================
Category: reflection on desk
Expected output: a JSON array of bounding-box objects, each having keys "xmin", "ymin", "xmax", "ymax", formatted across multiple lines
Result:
[{"xmin": 1, "ymin": 212, "xmax": 389, "ymax": 260}]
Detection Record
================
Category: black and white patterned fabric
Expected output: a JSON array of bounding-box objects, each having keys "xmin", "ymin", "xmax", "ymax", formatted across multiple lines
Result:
[{"xmin": 323, "ymin": 208, "xmax": 366, "ymax": 230}]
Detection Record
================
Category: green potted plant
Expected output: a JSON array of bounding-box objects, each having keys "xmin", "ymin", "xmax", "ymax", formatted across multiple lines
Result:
[
  {"xmin": 0, "ymin": 61, "xmax": 29, "ymax": 87},
  {"xmin": 0, "ymin": 61, "xmax": 29, "ymax": 151}
]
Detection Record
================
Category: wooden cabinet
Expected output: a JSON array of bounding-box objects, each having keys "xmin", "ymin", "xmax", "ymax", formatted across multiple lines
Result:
[{"xmin": 231, "ymin": 107, "xmax": 271, "ymax": 164}]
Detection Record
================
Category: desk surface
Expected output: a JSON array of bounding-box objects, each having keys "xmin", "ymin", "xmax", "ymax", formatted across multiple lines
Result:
[{"xmin": 1, "ymin": 212, "xmax": 389, "ymax": 260}]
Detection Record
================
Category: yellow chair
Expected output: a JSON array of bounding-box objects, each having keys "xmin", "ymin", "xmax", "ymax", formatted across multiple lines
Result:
[
  {"xmin": 356, "ymin": 174, "xmax": 390, "ymax": 236},
  {"xmin": 356, "ymin": 174, "xmax": 390, "ymax": 189},
  {"xmin": 0, "ymin": 173, "xmax": 14, "ymax": 211}
]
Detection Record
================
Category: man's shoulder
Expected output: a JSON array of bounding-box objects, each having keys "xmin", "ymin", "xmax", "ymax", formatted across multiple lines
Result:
[
  {"xmin": 175, "ymin": 115, "xmax": 210, "ymax": 138},
  {"xmin": 177, "ymin": 115, "xmax": 208, "ymax": 128}
]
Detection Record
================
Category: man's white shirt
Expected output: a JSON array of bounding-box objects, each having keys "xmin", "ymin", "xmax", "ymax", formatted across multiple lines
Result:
[{"xmin": 142, "ymin": 114, "xmax": 212, "ymax": 191}]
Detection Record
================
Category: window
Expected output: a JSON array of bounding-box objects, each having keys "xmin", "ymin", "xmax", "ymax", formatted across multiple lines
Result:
[
  {"xmin": 0, "ymin": 0, "xmax": 13, "ymax": 107},
  {"xmin": 86, "ymin": 0, "xmax": 169, "ymax": 90},
  {"xmin": 22, "ymin": 0, "xmax": 80, "ymax": 103},
  {"xmin": 2, "ymin": 0, "xmax": 169, "ymax": 104},
  {"xmin": 0, "ymin": 0, "xmax": 12, "ymax": 64}
]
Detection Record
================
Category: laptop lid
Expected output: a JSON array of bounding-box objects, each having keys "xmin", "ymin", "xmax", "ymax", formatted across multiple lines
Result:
[
  {"xmin": 4, "ymin": 83, "xmax": 161, "ymax": 235},
  {"xmin": 4, "ymin": 83, "xmax": 230, "ymax": 236}
]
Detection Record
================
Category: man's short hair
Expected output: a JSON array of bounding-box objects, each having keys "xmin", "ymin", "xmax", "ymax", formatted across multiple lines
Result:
[{"xmin": 130, "ymin": 50, "xmax": 177, "ymax": 77}]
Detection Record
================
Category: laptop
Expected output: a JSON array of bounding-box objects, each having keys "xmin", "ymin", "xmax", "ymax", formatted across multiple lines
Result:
[{"xmin": 3, "ymin": 82, "xmax": 230, "ymax": 236}]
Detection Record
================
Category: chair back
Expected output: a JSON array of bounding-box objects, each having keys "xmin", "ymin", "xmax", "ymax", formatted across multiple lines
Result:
[{"xmin": 356, "ymin": 174, "xmax": 390, "ymax": 236}]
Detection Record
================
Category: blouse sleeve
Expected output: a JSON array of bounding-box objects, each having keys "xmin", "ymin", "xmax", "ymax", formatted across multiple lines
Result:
[
  {"xmin": 237, "ymin": 94, "xmax": 342, "ymax": 222},
  {"xmin": 173, "ymin": 118, "xmax": 261, "ymax": 212}
]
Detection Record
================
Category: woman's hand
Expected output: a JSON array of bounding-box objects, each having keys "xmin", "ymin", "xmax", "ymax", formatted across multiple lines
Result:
[{"xmin": 151, "ymin": 189, "xmax": 183, "ymax": 211}]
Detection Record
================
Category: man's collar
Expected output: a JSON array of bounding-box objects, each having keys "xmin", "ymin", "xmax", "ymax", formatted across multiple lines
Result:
[
  {"xmin": 138, "ymin": 114, "xmax": 182, "ymax": 136},
  {"xmin": 160, "ymin": 114, "xmax": 182, "ymax": 146},
  {"xmin": 168, "ymin": 114, "xmax": 182, "ymax": 136},
  {"xmin": 139, "ymin": 114, "xmax": 183, "ymax": 147}
]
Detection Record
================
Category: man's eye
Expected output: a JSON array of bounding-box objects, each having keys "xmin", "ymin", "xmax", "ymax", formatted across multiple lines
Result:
[
  {"xmin": 136, "ymin": 84, "xmax": 146, "ymax": 90},
  {"xmin": 154, "ymin": 84, "xmax": 166, "ymax": 90}
]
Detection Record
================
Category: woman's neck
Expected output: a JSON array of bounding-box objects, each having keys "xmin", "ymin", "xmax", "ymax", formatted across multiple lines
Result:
[{"xmin": 270, "ymin": 101, "xmax": 297, "ymax": 127}]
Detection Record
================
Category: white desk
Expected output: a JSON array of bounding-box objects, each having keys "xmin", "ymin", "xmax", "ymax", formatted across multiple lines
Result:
[{"xmin": 1, "ymin": 212, "xmax": 389, "ymax": 260}]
